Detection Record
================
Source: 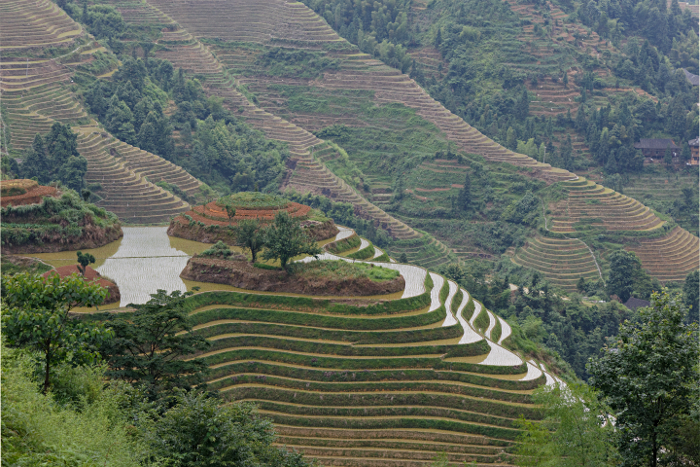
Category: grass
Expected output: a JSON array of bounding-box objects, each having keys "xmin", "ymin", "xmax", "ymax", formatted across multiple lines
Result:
[
  {"xmin": 217, "ymin": 192, "xmax": 289, "ymax": 210},
  {"xmin": 290, "ymin": 260, "xmax": 399, "ymax": 282},
  {"xmin": 0, "ymin": 256, "xmax": 53, "ymax": 275}
]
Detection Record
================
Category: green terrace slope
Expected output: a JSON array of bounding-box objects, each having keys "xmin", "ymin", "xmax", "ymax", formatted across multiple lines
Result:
[
  {"xmin": 144, "ymin": 0, "xmax": 574, "ymax": 184},
  {"xmin": 109, "ymin": 0, "xmax": 426, "ymax": 242},
  {"xmin": 112, "ymin": 0, "xmax": 697, "ymax": 284},
  {"xmin": 0, "ymin": 0, "xmax": 203, "ymax": 224},
  {"xmin": 164, "ymin": 226, "xmax": 563, "ymax": 466},
  {"xmin": 547, "ymin": 177, "xmax": 699, "ymax": 284}
]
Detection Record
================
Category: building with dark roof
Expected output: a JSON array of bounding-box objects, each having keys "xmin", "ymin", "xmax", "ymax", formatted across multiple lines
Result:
[
  {"xmin": 634, "ymin": 139, "xmax": 679, "ymax": 159},
  {"xmin": 624, "ymin": 297, "xmax": 651, "ymax": 311}
]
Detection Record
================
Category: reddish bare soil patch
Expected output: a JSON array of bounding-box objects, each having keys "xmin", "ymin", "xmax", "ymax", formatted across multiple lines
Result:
[
  {"xmin": 42, "ymin": 265, "xmax": 120, "ymax": 304},
  {"xmin": 1, "ymin": 179, "xmax": 60, "ymax": 207}
]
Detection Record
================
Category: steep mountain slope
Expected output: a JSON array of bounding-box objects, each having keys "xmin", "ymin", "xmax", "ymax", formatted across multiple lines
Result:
[
  {"xmin": 180, "ymin": 226, "xmax": 562, "ymax": 466},
  {"xmin": 0, "ymin": 0, "xmax": 202, "ymax": 223},
  {"xmin": 130, "ymin": 0, "xmax": 696, "ymax": 284}
]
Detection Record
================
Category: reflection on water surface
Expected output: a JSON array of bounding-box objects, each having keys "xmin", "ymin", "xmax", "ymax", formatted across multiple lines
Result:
[{"xmin": 24, "ymin": 226, "xmax": 402, "ymax": 308}]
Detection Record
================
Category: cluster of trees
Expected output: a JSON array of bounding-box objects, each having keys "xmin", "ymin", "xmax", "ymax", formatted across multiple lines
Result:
[
  {"xmin": 59, "ymin": 1, "xmax": 126, "ymax": 42},
  {"xmin": 83, "ymin": 56, "xmax": 289, "ymax": 194},
  {"xmin": 22, "ymin": 123, "xmax": 88, "ymax": 192},
  {"xmin": 577, "ymin": 0, "xmax": 698, "ymax": 59},
  {"xmin": 514, "ymin": 290, "xmax": 700, "ymax": 467},
  {"xmin": 285, "ymin": 190, "xmax": 394, "ymax": 247},
  {"xmin": 302, "ymin": 0, "xmax": 699, "ymax": 179},
  {"xmin": 1, "ymin": 273, "xmax": 316, "ymax": 467},
  {"xmin": 198, "ymin": 211, "xmax": 322, "ymax": 271}
]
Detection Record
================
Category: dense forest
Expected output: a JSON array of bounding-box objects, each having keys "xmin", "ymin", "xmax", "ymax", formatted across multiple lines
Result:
[
  {"xmin": 302, "ymin": 0, "xmax": 699, "ymax": 176},
  {"xmin": 82, "ymin": 57, "xmax": 289, "ymax": 194}
]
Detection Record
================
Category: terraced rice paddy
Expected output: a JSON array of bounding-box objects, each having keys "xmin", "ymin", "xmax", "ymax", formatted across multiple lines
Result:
[
  {"xmin": 23, "ymin": 220, "xmax": 560, "ymax": 465},
  {"xmin": 512, "ymin": 236, "xmax": 601, "ymax": 292},
  {"xmin": 183, "ymin": 226, "xmax": 560, "ymax": 466}
]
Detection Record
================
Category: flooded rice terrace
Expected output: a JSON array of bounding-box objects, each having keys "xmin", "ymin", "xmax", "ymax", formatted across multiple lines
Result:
[
  {"xmin": 27, "ymin": 226, "xmax": 410, "ymax": 309},
  {"xmin": 28, "ymin": 227, "xmax": 210, "ymax": 307}
]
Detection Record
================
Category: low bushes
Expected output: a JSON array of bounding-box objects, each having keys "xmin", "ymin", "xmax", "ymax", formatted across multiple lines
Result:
[
  {"xmin": 204, "ymin": 361, "xmax": 543, "ymax": 391},
  {"xmin": 203, "ymin": 335, "xmax": 456, "ymax": 357},
  {"xmin": 190, "ymin": 304, "xmax": 445, "ymax": 331},
  {"xmin": 474, "ymin": 306, "xmax": 490, "ymax": 334},
  {"xmin": 491, "ymin": 318, "xmax": 503, "ymax": 342},
  {"xmin": 442, "ymin": 340, "xmax": 490, "ymax": 359},
  {"xmin": 326, "ymin": 234, "xmax": 360, "ymax": 254},
  {"xmin": 184, "ymin": 288, "xmax": 431, "ymax": 316},
  {"xmin": 258, "ymin": 412, "xmax": 521, "ymax": 440},
  {"xmin": 211, "ymin": 374, "xmax": 533, "ymax": 404},
  {"xmin": 346, "ymin": 243, "xmax": 375, "ymax": 260},
  {"xmin": 464, "ymin": 297, "xmax": 475, "ymax": 320}
]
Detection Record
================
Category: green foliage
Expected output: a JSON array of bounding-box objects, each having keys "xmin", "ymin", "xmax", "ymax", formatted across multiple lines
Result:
[
  {"xmin": 515, "ymin": 383, "xmax": 618, "ymax": 466},
  {"xmin": 263, "ymin": 211, "xmax": 322, "ymax": 272},
  {"xmin": 22, "ymin": 124, "xmax": 88, "ymax": 191},
  {"xmin": 83, "ymin": 58, "xmax": 289, "ymax": 194},
  {"xmin": 588, "ymin": 290, "xmax": 700, "ymax": 467},
  {"xmin": 346, "ymin": 242, "xmax": 375, "ymax": 260},
  {"xmin": 0, "ymin": 256, "xmax": 53, "ymax": 276},
  {"xmin": 256, "ymin": 47, "xmax": 339, "ymax": 78},
  {"xmin": 76, "ymin": 250, "xmax": 96, "ymax": 276},
  {"xmin": 326, "ymin": 233, "xmax": 360, "ymax": 254},
  {"xmin": 290, "ymin": 260, "xmax": 399, "ymax": 282},
  {"xmin": 199, "ymin": 240, "xmax": 234, "ymax": 259},
  {"xmin": 605, "ymin": 249, "xmax": 652, "ymax": 302},
  {"xmin": 99, "ymin": 289, "xmax": 210, "ymax": 399},
  {"xmin": 1, "ymin": 273, "xmax": 111, "ymax": 393},
  {"xmin": 140, "ymin": 390, "xmax": 315, "ymax": 467},
  {"xmin": 473, "ymin": 306, "xmax": 490, "ymax": 333},
  {"xmin": 1, "ymin": 191, "xmax": 119, "ymax": 247},
  {"xmin": 219, "ymin": 192, "xmax": 288, "ymax": 209},
  {"xmin": 231, "ymin": 219, "xmax": 267, "ymax": 263},
  {"xmin": 683, "ymin": 270, "xmax": 699, "ymax": 322},
  {"xmin": 182, "ymin": 287, "xmax": 431, "ymax": 317},
  {"xmin": 1, "ymin": 346, "xmax": 145, "ymax": 466},
  {"xmin": 501, "ymin": 191, "xmax": 540, "ymax": 226}
]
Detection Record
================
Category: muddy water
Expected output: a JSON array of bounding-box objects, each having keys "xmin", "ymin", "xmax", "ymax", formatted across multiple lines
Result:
[
  {"xmin": 25, "ymin": 227, "xmax": 401, "ymax": 307},
  {"xmin": 26, "ymin": 227, "xmax": 213, "ymax": 307}
]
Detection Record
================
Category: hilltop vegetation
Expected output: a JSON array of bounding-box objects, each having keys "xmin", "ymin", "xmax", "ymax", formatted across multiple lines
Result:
[
  {"xmin": 81, "ymin": 56, "xmax": 289, "ymax": 194},
  {"xmin": 1, "ymin": 188, "xmax": 122, "ymax": 254}
]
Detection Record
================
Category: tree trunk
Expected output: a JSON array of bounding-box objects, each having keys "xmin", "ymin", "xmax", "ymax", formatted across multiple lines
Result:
[{"xmin": 651, "ymin": 432, "xmax": 657, "ymax": 467}]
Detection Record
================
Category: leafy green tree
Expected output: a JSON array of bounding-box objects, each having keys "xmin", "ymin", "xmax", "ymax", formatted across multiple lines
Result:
[
  {"xmin": 683, "ymin": 270, "xmax": 699, "ymax": 321},
  {"xmin": 142, "ymin": 390, "xmax": 316, "ymax": 467},
  {"xmin": 232, "ymin": 219, "xmax": 267, "ymax": 263},
  {"xmin": 506, "ymin": 127, "xmax": 517, "ymax": 150},
  {"xmin": 515, "ymin": 383, "xmax": 618, "ymax": 466},
  {"xmin": 262, "ymin": 211, "xmax": 322, "ymax": 273},
  {"xmin": 664, "ymin": 145, "xmax": 674, "ymax": 169},
  {"xmin": 605, "ymin": 250, "xmax": 642, "ymax": 302},
  {"xmin": 23, "ymin": 134, "xmax": 50, "ymax": 183},
  {"xmin": 1, "ymin": 273, "xmax": 112, "ymax": 393},
  {"xmin": 588, "ymin": 290, "xmax": 700, "ymax": 467},
  {"xmin": 45, "ymin": 122, "xmax": 79, "ymax": 167},
  {"xmin": 76, "ymin": 250, "xmax": 96, "ymax": 276},
  {"xmin": 57, "ymin": 155, "xmax": 88, "ymax": 191},
  {"xmin": 224, "ymin": 203, "xmax": 236, "ymax": 224},
  {"xmin": 101, "ymin": 289, "xmax": 210, "ymax": 398}
]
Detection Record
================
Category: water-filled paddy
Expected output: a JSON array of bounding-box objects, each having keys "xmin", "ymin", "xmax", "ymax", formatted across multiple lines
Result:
[{"xmin": 25, "ymin": 226, "xmax": 405, "ymax": 308}]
